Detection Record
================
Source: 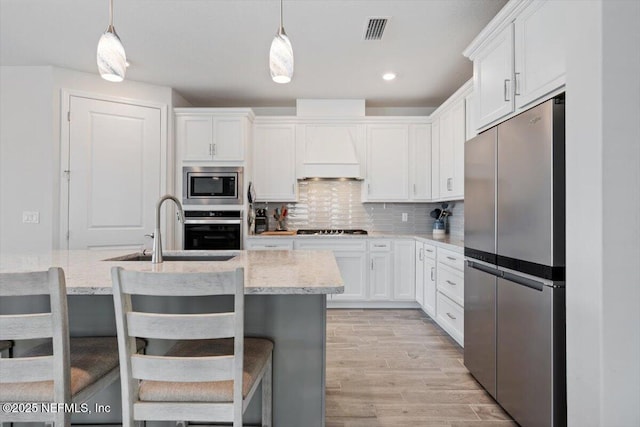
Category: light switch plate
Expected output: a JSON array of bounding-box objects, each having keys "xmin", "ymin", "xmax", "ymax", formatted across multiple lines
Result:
[
  {"xmin": 401, "ymin": 212, "xmax": 408, "ymax": 222},
  {"xmin": 22, "ymin": 211, "xmax": 40, "ymax": 224}
]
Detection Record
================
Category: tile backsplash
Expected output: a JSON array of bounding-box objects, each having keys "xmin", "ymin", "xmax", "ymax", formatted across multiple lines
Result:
[{"xmin": 255, "ymin": 180, "xmax": 464, "ymax": 238}]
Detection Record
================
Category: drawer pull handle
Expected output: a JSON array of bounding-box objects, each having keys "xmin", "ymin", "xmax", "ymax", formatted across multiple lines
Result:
[
  {"xmin": 425, "ymin": 249, "xmax": 434, "ymax": 253},
  {"xmin": 265, "ymin": 245, "xmax": 277, "ymax": 248},
  {"xmin": 446, "ymin": 312, "xmax": 456, "ymax": 320},
  {"xmin": 374, "ymin": 244, "xmax": 387, "ymax": 248},
  {"xmin": 446, "ymin": 256, "xmax": 457, "ymax": 261},
  {"xmin": 446, "ymin": 280, "xmax": 457, "ymax": 286}
]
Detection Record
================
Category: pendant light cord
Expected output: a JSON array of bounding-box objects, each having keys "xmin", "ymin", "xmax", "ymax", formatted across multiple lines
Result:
[
  {"xmin": 108, "ymin": 0, "xmax": 114, "ymax": 30},
  {"xmin": 279, "ymin": 0, "xmax": 284, "ymax": 34}
]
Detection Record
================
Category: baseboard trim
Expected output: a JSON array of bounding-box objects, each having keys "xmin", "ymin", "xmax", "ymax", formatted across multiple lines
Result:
[{"xmin": 327, "ymin": 301, "xmax": 421, "ymax": 309}]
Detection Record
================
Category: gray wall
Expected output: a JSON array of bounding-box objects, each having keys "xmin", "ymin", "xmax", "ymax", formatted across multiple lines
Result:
[{"xmin": 565, "ymin": 1, "xmax": 640, "ymax": 425}]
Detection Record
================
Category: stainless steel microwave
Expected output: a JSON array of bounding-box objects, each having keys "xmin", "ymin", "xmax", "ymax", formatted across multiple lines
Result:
[{"xmin": 182, "ymin": 166, "xmax": 243, "ymax": 205}]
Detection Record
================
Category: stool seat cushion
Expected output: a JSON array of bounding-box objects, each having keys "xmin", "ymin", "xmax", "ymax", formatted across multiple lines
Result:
[
  {"xmin": 0, "ymin": 337, "xmax": 145, "ymax": 402},
  {"xmin": 138, "ymin": 337, "xmax": 273, "ymax": 403}
]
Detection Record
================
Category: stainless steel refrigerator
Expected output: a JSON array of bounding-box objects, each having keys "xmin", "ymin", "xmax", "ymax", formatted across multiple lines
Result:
[{"xmin": 464, "ymin": 96, "xmax": 566, "ymax": 427}]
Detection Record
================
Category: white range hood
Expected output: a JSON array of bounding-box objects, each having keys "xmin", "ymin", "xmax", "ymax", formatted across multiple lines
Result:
[
  {"xmin": 301, "ymin": 124, "xmax": 362, "ymax": 179},
  {"xmin": 298, "ymin": 99, "xmax": 364, "ymax": 179}
]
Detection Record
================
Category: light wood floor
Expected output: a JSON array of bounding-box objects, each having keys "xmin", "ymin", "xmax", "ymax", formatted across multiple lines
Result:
[{"xmin": 326, "ymin": 309, "xmax": 517, "ymax": 427}]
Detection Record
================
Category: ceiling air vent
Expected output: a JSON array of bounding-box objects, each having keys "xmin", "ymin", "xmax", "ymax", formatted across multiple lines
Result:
[{"xmin": 363, "ymin": 17, "xmax": 389, "ymax": 41}]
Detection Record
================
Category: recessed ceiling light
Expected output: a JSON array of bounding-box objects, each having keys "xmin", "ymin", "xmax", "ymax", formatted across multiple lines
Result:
[{"xmin": 382, "ymin": 72, "xmax": 396, "ymax": 81}]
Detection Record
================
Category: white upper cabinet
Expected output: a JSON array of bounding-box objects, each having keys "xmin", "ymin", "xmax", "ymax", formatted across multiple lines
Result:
[
  {"xmin": 430, "ymin": 82, "xmax": 469, "ymax": 201},
  {"xmin": 176, "ymin": 110, "xmax": 250, "ymax": 162},
  {"xmin": 465, "ymin": 0, "xmax": 567, "ymax": 131},
  {"xmin": 409, "ymin": 124, "xmax": 432, "ymax": 201},
  {"xmin": 514, "ymin": 0, "xmax": 566, "ymax": 109},
  {"xmin": 431, "ymin": 118, "xmax": 441, "ymax": 200},
  {"xmin": 365, "ymin": 124, "xmax": 410, "ymax": 201},
  {"xmin": 252, "ymin": 123, "xmax": 297, "ymax": 202},
  {"xmin": 473, "ymin": 24, "xmax": 515, "ymax": 129}
]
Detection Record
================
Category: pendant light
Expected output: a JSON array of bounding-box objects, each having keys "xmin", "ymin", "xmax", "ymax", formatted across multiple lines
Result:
[
  {"xmin": 97, "ymin": 0, "xmax": 127, "ymax": 82},
  {"xmin": 269, "ymin": 0, "xmax": 294, "ymax": 84}
]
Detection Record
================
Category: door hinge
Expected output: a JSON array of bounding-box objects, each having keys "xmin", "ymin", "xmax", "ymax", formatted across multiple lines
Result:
[
  {"xmin": 63, "ymin": 170, "xmax": 71, "ymax": 181},
  {"xmin": 67, "ymin": 111, "xmax": 71, "ymax": 122},
  {"xmin": 66, "ymin": 230, "xmax": 70, "ymax": 240}
]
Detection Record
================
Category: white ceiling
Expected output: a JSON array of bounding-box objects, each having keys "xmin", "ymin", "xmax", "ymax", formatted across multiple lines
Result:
[{"xmin": 0, "ymin": 0, "xmax": 507, "ymax": 108}]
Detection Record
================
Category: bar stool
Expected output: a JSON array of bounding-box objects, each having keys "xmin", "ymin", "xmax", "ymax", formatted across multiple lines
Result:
[
  {"xmin": 0, "ymin": 268, "xmax": 145, "ymax": 426},
  {"xmin": 111, "ymin": 266, "xmax": 273, "ymax": 427}
]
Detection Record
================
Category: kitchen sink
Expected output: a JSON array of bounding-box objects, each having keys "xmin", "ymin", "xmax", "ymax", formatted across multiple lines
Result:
[{"xmin": 104, "ymin": 253, "xmax": 237, "ymax": 262}]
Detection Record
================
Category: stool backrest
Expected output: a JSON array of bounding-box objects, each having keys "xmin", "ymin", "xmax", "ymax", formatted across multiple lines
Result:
[
  {"xmin": 0, "ymin": 268, "xmax": 71, "ymax": 404},
  {"xmin": 111, "ymin": 267, "xmax": 245, "ymax": 421}
]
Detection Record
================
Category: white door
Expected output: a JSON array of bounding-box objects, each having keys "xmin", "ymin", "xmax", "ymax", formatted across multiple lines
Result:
[
  {"xmin": 474, "ymin": 24, "xmax": 515, "ymax": 129},
  {"xmin": 333, "ymin": 251, "xmax": 368, "ymax": 301},
  {"xmin": 213, "ymin": 117, "xmax": 244, "ymax": 161},
  {"xmin": 66, "ymin": 96, "xmax": 162, "ymax": 250},
  {"xmin": 424, "ymin": 257, "xmax": 437, "ymax": 318},
  {"xmin": 253, "ymin": 124, "xmax": 297, "ymax": 201},
  {"xmin": 365, "ymin": 124, "xmax": 410, "ymax": 201},
  {"xmin": 393, "ymin": 240, "xmax": 416, "ymax": 300},
  {"xmin": 369, "ymin": 252, "xmax": 392, "ymax": 300}
]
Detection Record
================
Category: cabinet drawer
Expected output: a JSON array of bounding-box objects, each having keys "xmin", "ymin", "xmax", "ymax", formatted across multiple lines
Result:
[
  {"xmin": 436, "ymin": 292, "xmax": 464, "ymax": 346},
  {"xmin": 246, "ymin": 239, "xmax": 293, "ymax": 250},
  {"xmin": 437, "ymin": 247, "xmax": 464, "ymax": 271},
  {"xmin": 436, "ymin": 264, "xmax": 464, "ymax": 306},
  {"xmin": 423, "ymin": 243, "xmax": 437, "ymax": 259},
  {"xmin": 368, "ymin": 240, "xmax": 392, "ymax": 252},
  {"xmin": 294, "ymin": 239, "xmax": 367, "ymax": 252}
]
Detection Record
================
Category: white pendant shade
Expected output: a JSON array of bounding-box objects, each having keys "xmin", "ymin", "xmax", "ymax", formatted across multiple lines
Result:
[
  {"xmin": 270, "ymin": 31, "xmax": 294, "ymax": 84},
  {"xmin": 97, "ymin": 30, "xmax": 127, "ymax": 82}
]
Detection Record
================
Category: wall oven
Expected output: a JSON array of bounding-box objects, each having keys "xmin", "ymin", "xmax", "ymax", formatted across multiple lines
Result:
[
  {"xmin": 182, "ymin": 166, "xmax": 243, "ymax": 205},
  {"xmin": 183, "ymin": 210, "xmax": 242, "ymax": 250}
]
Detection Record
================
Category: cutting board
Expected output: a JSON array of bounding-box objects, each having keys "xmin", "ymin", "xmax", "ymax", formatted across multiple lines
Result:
[{"xmin": 259, "ymin": 231, "xmax": 297, "ymax": 236}]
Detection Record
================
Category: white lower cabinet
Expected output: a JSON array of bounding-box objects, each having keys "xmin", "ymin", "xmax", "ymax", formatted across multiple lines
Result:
[
  {"xmin": 393, "ymin": 240, "xmax": 415, "ymax": 300},
  {"xmin": 415, "ymin": 244, "xmax": 425, "ymax": 307},
  {"xmin": 434, "ymin": 246, "xmax": 465, "ymax": 346},
  {"xmin": 333, "ymin": 251, "xmax": 368, "ymax": 301},
  {"xmin": 436, "ymin": 291, "xmax": 464, "ymax": 346},
  {"xmin": 369, "ymin": 240, "xmax": 393, "ymax": 300},
  {"xmin": 245, "ymin": 238, "xmax": 294, "ymax": 250},
  {"xmin": 424, "ymin": 257, "xmax": 437, "ymax": 318}
]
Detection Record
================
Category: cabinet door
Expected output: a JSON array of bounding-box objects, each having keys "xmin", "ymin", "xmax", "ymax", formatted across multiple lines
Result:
[
  {"xmin": 253, "ymin": 124, "xmax": 297, "ymax": 202},
  {"xmin": 178, "ymin": 115, "xmax": 213, "ymax": 161},
  {"xmin": 213, "ymin": 117, "xmax": 244, "ymax": 161},
  {"xmin": 410, "ymin": 124, "xmax": 432, "ymax": 201},
  {"xmin": 514, "ymin": 0, "xmax": 566, "ymax": 109},
  {"xmin": 474, "ymin": 24, "xmax": 515, "ymax": 129},
  {"xmin": 365, "ymin": 125, "xmax": 410, "ymax": 201},
  {"xmin": 451, "ymin": 100, "xmax": 466, "ymax": 198},
  {"xmin": 333, "ymin": 251, "xmax": 368, "ymax": 301},
  {"xmin": 431, "ymin": 119, "xmax": 441, "ymax": 200},
  {"xmin": 393, "ymin": 240, "xmax": 416, "ymax": 300},
  {"xmin": 438, "ymin": 109, "xmax": 454, "ymax": 196},
  {"xmin": 415, "ymin": 244, "xmax": 425, "ymax": 307},
  {"xmin": 369, "ymin": 252, "xmax": 392, "ymax": 300},
  {"xmin": 424, "ymin": 258, "xmax": 437, "ymax": 318},
  {"xmin": 465, "ymin": 91, "xmax": 478, "ymax": 142}
]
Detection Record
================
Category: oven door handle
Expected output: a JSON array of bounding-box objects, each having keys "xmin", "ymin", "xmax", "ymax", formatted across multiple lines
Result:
[{"xmin": 184, "ymin": 219, "xmax": 242, "ymax": 225}]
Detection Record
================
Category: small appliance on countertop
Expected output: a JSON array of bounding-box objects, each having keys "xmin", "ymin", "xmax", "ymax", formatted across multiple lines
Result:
[{"xmin": 254, "ymin": 208, "xmax": 268, "ymax": 234}]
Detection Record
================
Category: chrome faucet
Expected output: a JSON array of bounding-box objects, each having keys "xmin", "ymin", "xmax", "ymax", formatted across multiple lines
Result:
[{"xmin": 150, "ymin": 194, "xmax": 184, "ymax": 263}]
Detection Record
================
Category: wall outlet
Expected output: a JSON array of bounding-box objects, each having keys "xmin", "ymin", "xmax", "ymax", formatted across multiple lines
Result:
[
  {"xmin": 401, "ymin": 212, "xmax": 408, "ymax": 222},
  {"xmin": 22, "ymin": 211, "xmax": 40, "ymax": 224}
]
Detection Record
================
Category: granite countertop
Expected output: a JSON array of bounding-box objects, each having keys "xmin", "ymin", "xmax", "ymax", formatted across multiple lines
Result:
[
  {"xmin": 0, "ymin": 250, "xmax": 344, "ymax": 296},
  {"xmin": 246, "ymin": 231, "xmax": 464, "ymax": 251}
]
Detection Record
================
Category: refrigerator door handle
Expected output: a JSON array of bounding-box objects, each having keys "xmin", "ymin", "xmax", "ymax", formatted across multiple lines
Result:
[
  {"xmin": 501, "ymin": 271, "xmax": 544, "ymax": 292},
  {"xmin": 467, "ymin": 260, "xmax": 501, "ymax": 277}
]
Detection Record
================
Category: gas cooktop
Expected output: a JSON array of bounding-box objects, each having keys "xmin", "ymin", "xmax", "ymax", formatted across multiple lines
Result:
[{"xmin": 296, "ymin": 229, "xmax": 368, "ymax": 236}]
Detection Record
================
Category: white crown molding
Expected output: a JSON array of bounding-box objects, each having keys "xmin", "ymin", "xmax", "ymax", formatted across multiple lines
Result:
[
  {"xmin": 174, "ymin": 107, "xmax": 255, "ymax": 121},
  {"xmin": 429, "ymin": 79, "xmax": 473, "ymax": 119},
  {"xmin": 463, "ymin": 0, "xmax": 532, "ymax": 60}
]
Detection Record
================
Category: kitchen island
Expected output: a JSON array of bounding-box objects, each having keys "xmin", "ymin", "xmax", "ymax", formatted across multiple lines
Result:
[{"xmin": 0, "ymin": 249, "xmax": 343, "ymax": 427}]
